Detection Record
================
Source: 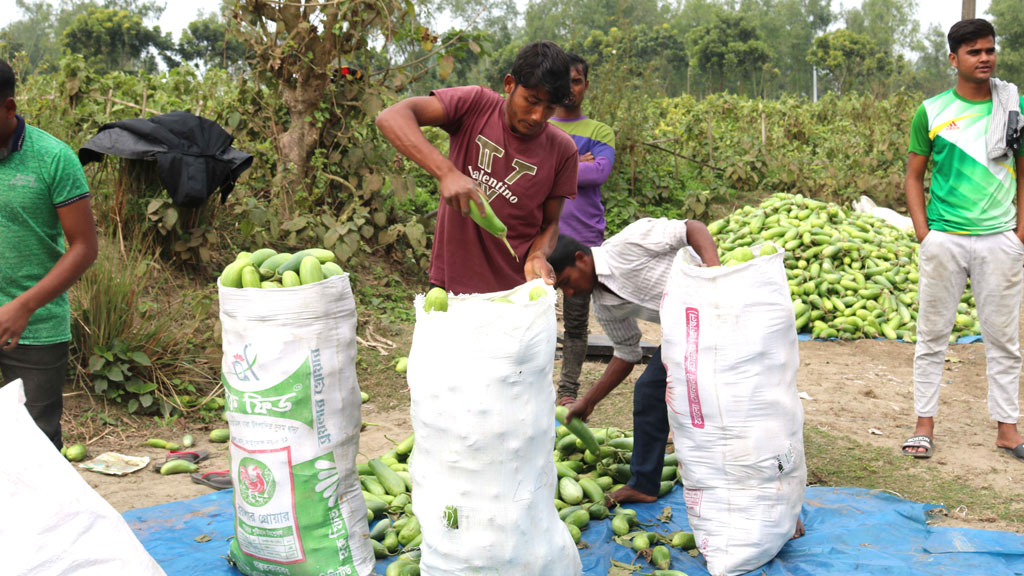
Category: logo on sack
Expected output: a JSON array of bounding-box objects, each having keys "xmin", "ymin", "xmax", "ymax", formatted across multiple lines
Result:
[
  {"xmin": 684, "ymin": 487, "xmax": 703, "ymax": 518},
  {"xmin": 232, "ymin": 344, "xmax": 260, "ymax": 382},
  {"xmin": 684, "ymin": 308, "xmax": 705, "ymax": 429},
  {"xmin": 776, "ymin": 442, "xmax": 796, "ymax": 474},
  {"xmin": 238, "ymin": 457, "xmax": 276, "ymax": 507}
]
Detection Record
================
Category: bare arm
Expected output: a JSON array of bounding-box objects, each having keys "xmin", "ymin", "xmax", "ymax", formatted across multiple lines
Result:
[
  {"xmin": 0, "ymin": 198, "xmax": 98, "ymax": 349},
  {"xmin": 524, "ymin": 196, "xmax": 565, "ymax": 284},
  {"xmin": 566, "ymin": 356, "xmax": 636, "ymax": 422},
  {"xmin": 906, "ymin": 153, "xmax": 930, "ymax": 243},
  {"xmin": 375, "ymin": 96, "xmax": 485, "ymax": 216},
  {"xmin": 686, "ymin": 220, "xmax": 721, "ymax": 266}
]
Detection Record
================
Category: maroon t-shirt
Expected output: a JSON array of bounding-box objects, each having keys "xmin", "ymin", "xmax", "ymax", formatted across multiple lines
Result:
[{"xmin": 430, "ymin": 85, "xmax": 578, "ymax": 295}]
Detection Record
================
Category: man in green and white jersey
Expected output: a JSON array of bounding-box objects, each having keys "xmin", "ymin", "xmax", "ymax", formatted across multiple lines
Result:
[
  {"xmin": 902, "ymin": 19, "xmax": 1024, "ymax": 463},
  {"xmin": 0, "ymin": 60, "xmax": 97, "ymax": 450}
]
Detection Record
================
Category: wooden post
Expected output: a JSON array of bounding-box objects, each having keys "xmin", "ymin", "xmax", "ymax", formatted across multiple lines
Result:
[
  {"xmin": 761, "ymin": 111, "xmax": 767, "ymax": 147},
  {"xmin": 105, "ymin": 88, "xmax": 113, "ymax": 116},
  {"xmin": 962, "ymin": 0, "xmax": 976, "ymax": 20}
]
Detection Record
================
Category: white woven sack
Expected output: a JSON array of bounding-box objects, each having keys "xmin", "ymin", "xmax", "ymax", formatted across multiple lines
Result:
[
  {"xmin": 219, "ymin": 274, "xmax": 374, "ymax": 576},
  {"xmin": 407, "ymin": 280, "xmax": 582, "ymax": 576},
  {"xmin": 853, "ymin": 195, "xmax": 913, "ymax": 232},
  {"xmin": 661, "ymin": 247, "xmax": 806, "ymax": 576},
  {"xmin": 0, "ymin": 380, "xmax": 165, "ymax": 576}
]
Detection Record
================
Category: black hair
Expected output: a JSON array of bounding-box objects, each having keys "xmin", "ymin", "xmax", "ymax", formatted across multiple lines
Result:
[
  {"xmin": 0, "ymin": 60, "xmax": 15, "ymax": 102},
  {"xmin": 510, "ymin": 41, "xmax": 572, "ymax": 105},
  {"xmin": 948, "ymin": 19, "xmax": 996, "ymax": 55},
  {"xmin": 567, "ymin": 52, "xmax": 589, "ymax": 81},
  {"xmin": 548, "ymin": 234, "xmax": 591, "ymax": 275}
]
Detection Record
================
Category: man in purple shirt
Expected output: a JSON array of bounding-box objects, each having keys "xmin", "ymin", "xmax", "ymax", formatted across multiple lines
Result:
[{"xmin": 549, "ymin": 53, "xmax": 616, "ymax": 405}]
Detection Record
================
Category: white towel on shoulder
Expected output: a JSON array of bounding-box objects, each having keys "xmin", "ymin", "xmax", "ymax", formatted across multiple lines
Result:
[{"xmin": 987, "ymin": 77, "xmax": 1024, "ymax": 160}]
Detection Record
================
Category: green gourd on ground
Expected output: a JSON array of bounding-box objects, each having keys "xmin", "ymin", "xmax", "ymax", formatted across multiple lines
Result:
[
  {"xmin": 652, "ymin": 545, "xmax": 672, "ymax": 569},
  {"xmin": 160, "ymin": 460, "xmax": 199, "ymax": 475},
  {"xmin": 65, "ymin": 443, "xmax": 87, "ymax": 462}
]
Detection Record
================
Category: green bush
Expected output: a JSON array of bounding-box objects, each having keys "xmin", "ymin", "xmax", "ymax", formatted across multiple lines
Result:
[{"xmin": 71, "ymin": 233, "xmax": 216, "ymax": 416}]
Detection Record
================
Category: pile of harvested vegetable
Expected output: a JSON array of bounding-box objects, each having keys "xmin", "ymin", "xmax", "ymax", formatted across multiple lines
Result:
[{"xmin": 709, "ymin": 193, "xmax": 978, "ymax": 342}]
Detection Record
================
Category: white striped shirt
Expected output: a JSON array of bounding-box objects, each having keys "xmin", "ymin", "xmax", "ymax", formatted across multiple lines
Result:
[{"xmin": 591, "ymin": 218, "xmax": 694, "ymax": 363}]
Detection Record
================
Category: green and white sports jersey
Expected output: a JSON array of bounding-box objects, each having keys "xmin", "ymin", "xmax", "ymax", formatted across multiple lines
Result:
[{"xmin": 908, "ymin": 88, "xmax": 1024, "ymax": 234}]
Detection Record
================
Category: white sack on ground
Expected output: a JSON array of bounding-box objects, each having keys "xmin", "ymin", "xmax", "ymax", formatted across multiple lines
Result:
[
  {"xmin": 219, "ymin": 274, "xmax": 374, "ymax": 576},
  {"xmin": 407, "ymin": 280, "xmax": 582, "ymax": 576},
  {"xmin": 852, "ymin": 195, "xmax": 914, "ymax": 232},
  {"xmin": 0, "ymin": 379, "xmax": 165, "ymax": 576},
  {"xmin": 661, "ymin": 247, "xmax": 806, "ymax": 576}
]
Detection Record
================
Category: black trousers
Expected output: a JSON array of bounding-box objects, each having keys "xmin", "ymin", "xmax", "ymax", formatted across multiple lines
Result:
[
  {"xmin": 628, "ymin": 346, "xmax": 670, "ymax": 496},
  {"xmin": 0, "ymin": 341, "xmax": 69, "ymax": 450}
]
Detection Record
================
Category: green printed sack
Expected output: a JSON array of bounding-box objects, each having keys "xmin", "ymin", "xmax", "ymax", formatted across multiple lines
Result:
[{"xmin": 218, "ymin": 274, "xmax": 374, "ymax": 576}]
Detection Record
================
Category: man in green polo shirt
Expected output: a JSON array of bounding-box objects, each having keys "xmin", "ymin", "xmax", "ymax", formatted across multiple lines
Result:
[
  {"xmin": 0, "ymin": 59, "xmax": 98, "ymax": 450},
  {"xmin": 901, "ymin": 20, "xmax": 1024, "ymax": 463}
]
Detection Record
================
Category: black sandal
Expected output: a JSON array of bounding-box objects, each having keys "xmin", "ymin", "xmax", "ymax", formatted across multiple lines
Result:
[
  {"xmin": 901, "ymin": 435, "xmax": 934, "ymax": 459},
  {"xmin": 998, "ymin": 442, "xmax": 1024, "ymax": 462},
  {"xmin": 191, "ymin": 470, "xmax": 232, "ymax": 490}
]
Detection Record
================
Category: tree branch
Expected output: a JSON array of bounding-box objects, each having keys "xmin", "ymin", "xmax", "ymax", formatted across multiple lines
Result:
[{"xmin": 642, "ymin": 141, "xmax": 724, "ymax": 172}]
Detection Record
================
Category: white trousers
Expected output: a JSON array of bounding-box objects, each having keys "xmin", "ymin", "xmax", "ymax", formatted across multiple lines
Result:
[{"xmin": 914, "ymin": 230, "xmax": 1023, "ymax": 423}]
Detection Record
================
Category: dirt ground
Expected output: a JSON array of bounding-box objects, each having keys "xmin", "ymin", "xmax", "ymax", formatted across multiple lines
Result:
[{"xmin": 66, "ymin": 302, "xmax": 1024, "ymax": 535}]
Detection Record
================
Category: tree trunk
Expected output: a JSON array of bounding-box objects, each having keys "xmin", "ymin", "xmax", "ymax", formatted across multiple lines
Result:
[{"xmin": 277, "ymin": 74, "xmax": 328, "ymax": 214}]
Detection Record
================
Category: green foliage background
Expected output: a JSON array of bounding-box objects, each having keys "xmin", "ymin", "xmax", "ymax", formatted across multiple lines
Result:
[{"xmin": 0, "ymin": 0, "xmax": 1020, "ymax": 417}]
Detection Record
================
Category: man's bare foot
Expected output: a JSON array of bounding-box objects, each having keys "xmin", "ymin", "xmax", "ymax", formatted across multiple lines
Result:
[
  {"xmin": 903, "ymin": 416, "xmax": 934, "ymax": 455},
  {"xmin": 792, "ymin": 517, "xmax": 805, "ymax": 539},
  {"xmin": 995, "ymin": 421, "xmax": 1024, "ymax": 451},
  {"xmin": 557, "ymin": 396, "xmax": 576, "ymax": 407},
  {"xmin": 604, "ymin": 485, "xmax": 657, "ymax": 507}
]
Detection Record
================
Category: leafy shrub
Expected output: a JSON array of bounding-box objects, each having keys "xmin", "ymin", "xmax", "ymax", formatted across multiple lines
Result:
[{"xmin": 71, "ymin": 233, "xmax": 216, "ymax": 416}]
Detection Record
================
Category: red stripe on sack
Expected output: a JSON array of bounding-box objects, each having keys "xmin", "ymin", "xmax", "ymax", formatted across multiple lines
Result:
[{"xmin": 685, "ymin": 307, "xmax": 704, "ymax": 429}]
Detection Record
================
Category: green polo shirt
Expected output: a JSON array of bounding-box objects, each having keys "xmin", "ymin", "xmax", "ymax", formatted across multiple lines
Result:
[{"xmin": 0, "ymin": 121, "xmax": 90, "ymax": 344}]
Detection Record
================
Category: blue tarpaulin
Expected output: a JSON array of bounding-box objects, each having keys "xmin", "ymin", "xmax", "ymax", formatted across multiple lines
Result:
[{"xmin": 125, "ymin": 486, "xmax": 1024, "ymax": 576}]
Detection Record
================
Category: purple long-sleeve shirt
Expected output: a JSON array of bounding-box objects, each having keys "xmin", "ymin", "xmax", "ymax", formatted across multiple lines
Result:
[{"xmin": 549, "ymin": 116, "xmax": 616, "ymax": 247}]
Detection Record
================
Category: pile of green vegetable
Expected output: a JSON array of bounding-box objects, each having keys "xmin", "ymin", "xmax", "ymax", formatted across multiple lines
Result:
[
  {"xmin": 708, "ymin": 193, "xmax": 979, "ymax": 342},
  {"xmin": 551, "ymin": 406, "xmax": 696, "ymax": 572},
  {"xmin": 219, "ymin": 248, "xmax": 344, "ymax": 289},
  {"xmin": 362, "ymin": 408, "xmax": 695, "ymax": 574}
]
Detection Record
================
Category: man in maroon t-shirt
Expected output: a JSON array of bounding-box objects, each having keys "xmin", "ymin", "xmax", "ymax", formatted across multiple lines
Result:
[{"xmin": 376, "ymin": 41, "xmax": 579, "ymax": 294}]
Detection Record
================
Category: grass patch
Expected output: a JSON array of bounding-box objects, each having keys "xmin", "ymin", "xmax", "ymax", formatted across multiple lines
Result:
[
  {"xmin": 71, "ymin": 232, "xmax": 219, "ymax": 416},
  {"xmin": 805, "ymin": 426, "xmax": 1024, "ymax": 524}
]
